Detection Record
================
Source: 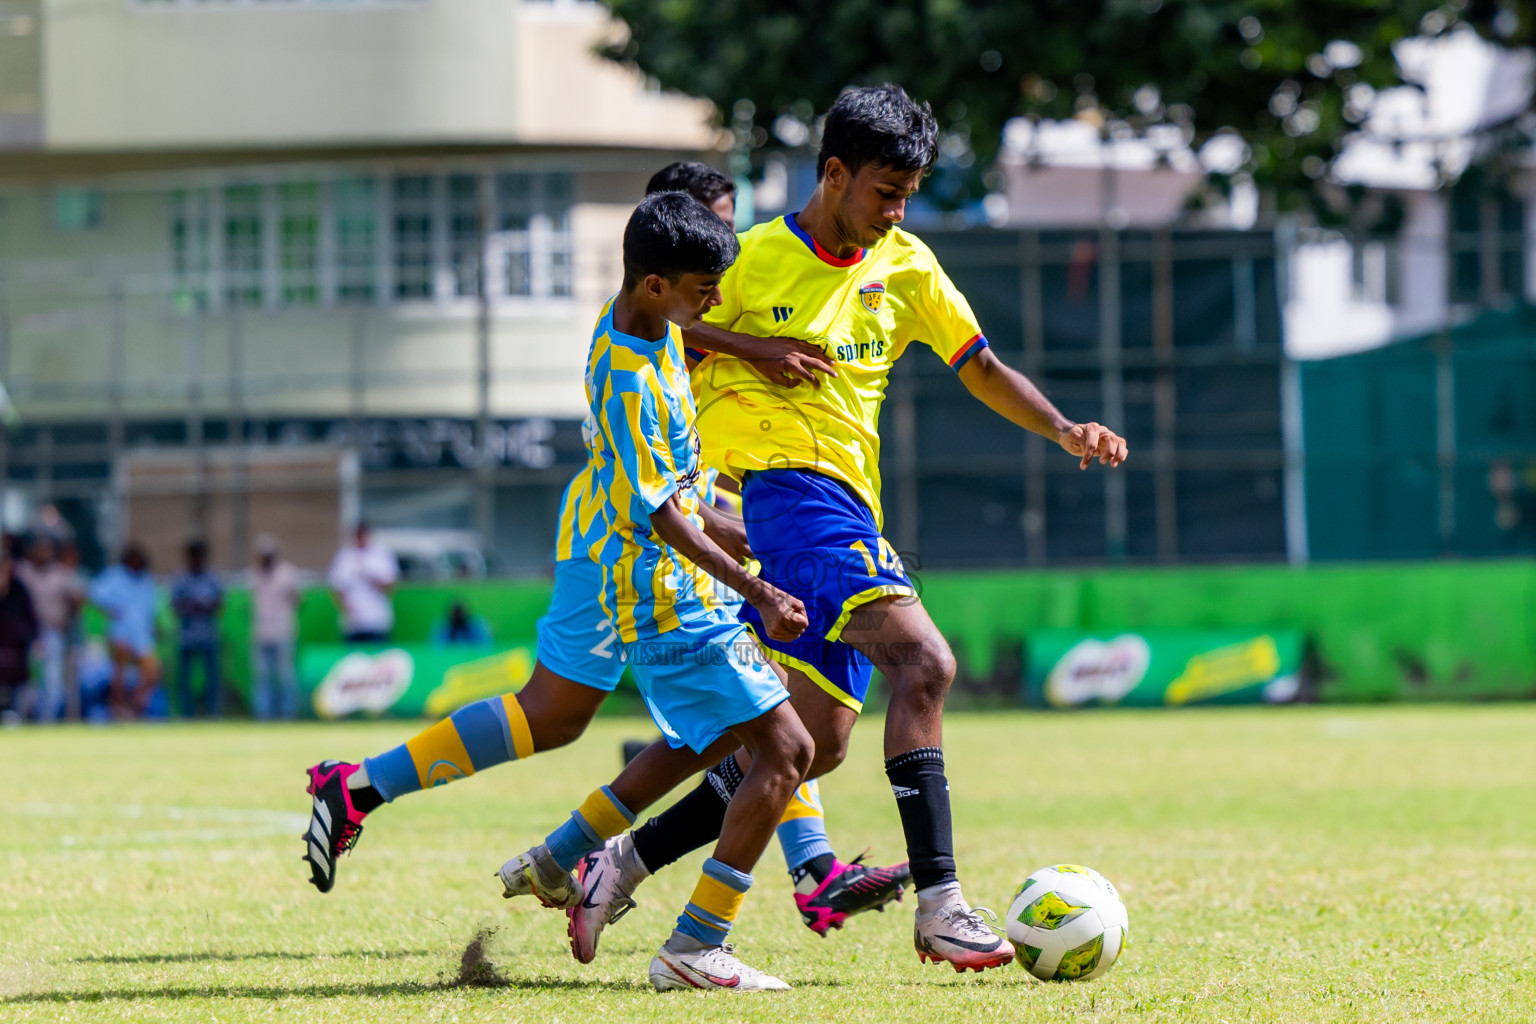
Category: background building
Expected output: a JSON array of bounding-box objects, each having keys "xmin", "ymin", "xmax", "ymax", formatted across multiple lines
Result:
[
  {"xmin": 2, "ymin": 4, "xmax": 1533, "ymax": 573},
  {"xmin": 0, "ymin": 0, "xmax": 719, "ymax": 571}
]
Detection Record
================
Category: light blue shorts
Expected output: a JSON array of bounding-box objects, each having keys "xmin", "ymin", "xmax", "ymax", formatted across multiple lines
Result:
[
  {"xmin": 535, "ymin": 558, "xmax": 626, "ymax": 692},
  {"xmin": 627, "ymin": 610, "xmax": 789, "ymax": 754}
]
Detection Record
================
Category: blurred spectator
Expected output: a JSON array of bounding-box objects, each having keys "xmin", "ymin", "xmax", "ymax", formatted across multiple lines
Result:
[
  {"xmin": 90, "ymin": 543, "xmax": 161, "ymax": 719},
  {"xmin": 73, "ymin": 640, "xmax": 116, "ymax": 724},
  {"xmin": 328, "ymin": 523, "xmax": 398, "ymax": 644},
  {"xmin": 251, "ymin": 534, "xmax": 301, "ymax": 720},
  {"xmin": 17, "ymin": 535, "xmax": 85, "ymax": 722},
  {"xmin": 31, "ymin": 504, "xmax": 75, "ymax": 547},
  {"xmin": 0, "ymin": 548, "xmax": 38, "ymax": 725},
  {"xmin": 432, "ymin": 600, "xmax": 492, "ymax": 646},
  {"xmin": 57, "ymin": 541, "xmax": 87, "ymax": 719},
  {"xmin": 170, "ymin": 539, "xmax": 224, "ymax": 717}
]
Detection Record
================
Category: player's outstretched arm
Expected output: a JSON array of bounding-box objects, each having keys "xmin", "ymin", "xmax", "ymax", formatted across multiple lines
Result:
[
  {"xmin": 957, "ymin": 347, "xmax": 1129, "ymax": 469},
  {"xmin": 649, "ymin": 496, "xmax": 807, "ymax": 641},
  {"xmin": 682, "ymin": 322, "xmax": 838, "ymax": 388}
]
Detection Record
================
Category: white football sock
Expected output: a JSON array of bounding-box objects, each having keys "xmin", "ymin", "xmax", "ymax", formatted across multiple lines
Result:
[
  {"xmin": 617, "ymin": 832, "xmax": 651, "ymax": 885},
  {"xmin": 916, "ymin": 880, "xmax": 963, "ymax": 912}
]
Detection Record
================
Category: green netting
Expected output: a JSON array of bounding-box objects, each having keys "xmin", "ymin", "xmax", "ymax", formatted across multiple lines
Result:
[{"xmin": 1302, "ymin": 308, "xmax": 1536, "ymax": 559}]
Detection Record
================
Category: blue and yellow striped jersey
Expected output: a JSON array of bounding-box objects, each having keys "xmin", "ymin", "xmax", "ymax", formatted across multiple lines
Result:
[
  {"xmin": 584, "ymin": 299, "xmax": 725, "ymax": 641},
  {"xmin": 552, "ymin": 457, "xmax": 606, "ymax": 563},
  {"xmin": 554, "ymin": 316, "xmax": 739, "ymax": 565},
  {"xmin": 690, "ymin": 214, "xmax": 988, "ymax": 527}
]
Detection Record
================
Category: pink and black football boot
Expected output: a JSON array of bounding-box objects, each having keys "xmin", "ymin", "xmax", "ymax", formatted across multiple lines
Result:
[
  {"xmin": 795, "ymin": 854, "xmax": 912, "ymax": 936},
  {"xmin": 302, "ymin": 760, "xmax": 369, "ymax": 893}
]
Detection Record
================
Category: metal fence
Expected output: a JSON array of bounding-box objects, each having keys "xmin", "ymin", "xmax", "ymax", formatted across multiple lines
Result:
[
  {"xmin": 890, "ymin": 227, "xmax": 1291, "ymax": 569},
  {"xmin": 0, "ymin": 210, "xmax": 1529, "ymax": 573}
]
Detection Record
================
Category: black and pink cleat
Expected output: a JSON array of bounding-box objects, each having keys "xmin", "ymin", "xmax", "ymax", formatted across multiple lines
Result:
[
  {"xmin": 302, "ymin": 760, "xmax": 369, "ymax": 893},
  {"xmin": 794, "ymin": 854, "xmax": 912, "ymax": 936}
]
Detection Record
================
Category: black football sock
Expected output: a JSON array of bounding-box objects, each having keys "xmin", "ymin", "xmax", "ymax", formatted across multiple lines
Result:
[
  {"xmin": 630, "ymin": 754, "xmax": 742, "ymax": 874},
  {"xmin": 348, "ymin": 784, "xmax": 385, "ymax": 814},
  {"xmin": 789, "ymin": 852, "xmax": 837, "ymax": 888},
  {"xmin": 885, "ymin": 747, "xmax": 957, "ymax": 891}
]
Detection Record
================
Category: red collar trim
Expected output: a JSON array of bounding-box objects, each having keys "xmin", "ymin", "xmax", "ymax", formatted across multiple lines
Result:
[{"xmin": 785, "ymin": 213, "xmax": 866, "ymax": 267}]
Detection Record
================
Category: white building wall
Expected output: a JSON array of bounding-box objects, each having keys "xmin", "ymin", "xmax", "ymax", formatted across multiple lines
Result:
[
  {"xmin": 0, "ymin": 160, "xmax": 663, "ymax": 422},
  {"xmin": 1393, "ymin": 190, "xmax": 1451, "ymax": 338},
  {"xmin": 40, "ymin": 0, "xmax": 714, "ymax": 151},
  {"xmin": 1283, "ymin": 191, "xmax": 1452, "ymax": 360}
]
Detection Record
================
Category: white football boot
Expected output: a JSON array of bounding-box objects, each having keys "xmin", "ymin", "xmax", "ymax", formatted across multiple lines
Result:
[
  {"xmin": 496, "ymin": 843, "xmax": 582, "ymax": 910},
  {"xmin": 568, "ymin": 834, "xmax": 647, "ymax": 963},
  {"xmin": 649, "ymin": 941, "xmax": 790, "ymax": 992},
  {"xmin": 913, "ymin": 894, "xmax": 1015, "ymax": 972}
]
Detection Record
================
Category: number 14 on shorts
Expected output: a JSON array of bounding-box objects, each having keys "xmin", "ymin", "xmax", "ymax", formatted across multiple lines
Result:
[{"xmin": 850, "ymin": 538, "xmax": 903, "ymax": 577}]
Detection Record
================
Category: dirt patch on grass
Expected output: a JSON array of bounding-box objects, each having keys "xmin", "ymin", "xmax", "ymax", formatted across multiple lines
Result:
[{"xmin": 448, "ymin": 926, "xmax": 508, "ymax": 988}]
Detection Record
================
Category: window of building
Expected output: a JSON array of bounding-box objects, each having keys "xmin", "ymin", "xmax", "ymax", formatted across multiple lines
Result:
[
  {"xmin": 447, "ymin": 173, "xmax": 482, "ymax": 298},
  {"xmin": 279, "ymin": 182, "xmax": 320, "ymax": 306},
  {"xmin": 223, "ymin": 185, "xmax": 264, "ymax": 308},
  {"xmin": 392, "ymin": 175, "xmax": 435, "ymax": 300},
  {"xmin": 51, "ymin": 188, "xmax": 103, "ymax": 232},
  {"xmin": 493, "ymin": 171, "xmax": 574, "ymax": 299},
  {"xmin": 1449, "ymin": 172, "xmax": 1527, "ymax": 308},
  {"xmin": 170, "ymin": 189, "xmax": 212, "ymax": 309},
  {"xmin": 165, "ymin": 168, "xmax": 575, "ymax": 311},
  {"xmin": 333, "ymin": 177, "xmax": 377, "ymax": 304},
  {"xmin": 1349, "ymin": 239, "xmax": 1397, "ymax": 306},
  {"xmin": 546, "ymin": 172, "xmax": 574, "ymax": 298},
  {"xmin": 496, "ymin": 172, "xmax": 534, "ymax": 297}
]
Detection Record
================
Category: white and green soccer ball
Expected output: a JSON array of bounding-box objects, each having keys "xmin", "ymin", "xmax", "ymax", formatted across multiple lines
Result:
[{"xmin": 1006, "ymin": 864, "xmax": 1129, "ymax": 982}]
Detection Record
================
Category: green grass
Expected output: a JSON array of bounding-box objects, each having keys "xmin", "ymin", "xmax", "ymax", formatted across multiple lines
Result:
[{"xmin": 2, "ymin": 706, "xmax": 1534, "ymax": 1023}]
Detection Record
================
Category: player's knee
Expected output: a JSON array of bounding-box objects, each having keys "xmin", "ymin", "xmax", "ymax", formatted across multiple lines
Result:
[
  {"xmin": 807, "ymin": 729, "xmax": 849, "ymax": 778},
  {"xmin": 766, "ymin": 715, "xmax": 815, "ymax": 785},
  {"xmin": 890, "ymin": 640, "xmax": 955, "ymax": 711},
  {"xmin": 525, "ymin": 703, "xmax": 593, "ymax": 752}
]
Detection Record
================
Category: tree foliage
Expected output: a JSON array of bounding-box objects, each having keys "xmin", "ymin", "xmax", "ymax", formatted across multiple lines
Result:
[{"xmin": 600, "ymin": 0, "xmax": 1534, "ymax": 208}]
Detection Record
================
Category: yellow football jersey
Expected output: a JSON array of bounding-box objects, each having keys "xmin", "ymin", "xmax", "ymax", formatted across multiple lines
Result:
[{"xmin": 691, "ymin": 214, "xmax": 987, "ymax": 526}]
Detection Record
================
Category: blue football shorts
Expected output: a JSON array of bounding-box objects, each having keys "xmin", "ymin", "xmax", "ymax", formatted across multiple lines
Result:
[
  {"xmin": 626, "ymin": 607, "xmax": 789, "ymax": 754},
  {"xmin": 534, "ymin": 557, "xmax": 626, "ymax": 691},
  {"xmin": 735, "ymin": 468, "xmax": 916, "ymax": 713}
]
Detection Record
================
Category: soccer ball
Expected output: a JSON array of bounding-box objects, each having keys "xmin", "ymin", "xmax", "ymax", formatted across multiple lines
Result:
[{"xmin": 1005, "ymin": 864, "xmax": 1129, "ymax": 981}]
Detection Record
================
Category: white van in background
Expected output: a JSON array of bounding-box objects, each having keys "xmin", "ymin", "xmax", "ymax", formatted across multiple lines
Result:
[{"xmin": 371, "ymin": 528, "xmax": 488, "ymax": 581}]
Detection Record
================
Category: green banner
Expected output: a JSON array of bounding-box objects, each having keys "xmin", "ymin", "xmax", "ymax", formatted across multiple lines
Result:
[
  {"xmin": 298, "ymin": 643, "xmax": 536, "ymax": 719},
  {"xmin": 1024, "ymin": 629, "xmax": 1305, "ymax": 708}
]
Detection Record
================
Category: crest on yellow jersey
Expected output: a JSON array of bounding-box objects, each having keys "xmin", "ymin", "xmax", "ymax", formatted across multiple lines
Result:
[{"xmin": 859, "ymin": 280, "xmax": 885, "ymax": 313}]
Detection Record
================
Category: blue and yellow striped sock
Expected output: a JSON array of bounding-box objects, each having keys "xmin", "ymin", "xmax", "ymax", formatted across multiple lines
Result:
[
  {"xmin": 776, "ymin": 779, "xmax": 834, "ymax": 874},
  {"xmin": 362, "ymin": 694, "xmax": 534, "ymax": 802},
  {"xmin": 675, "ymin": 858, "xmax": 753, "ymax": 946},
  {"xmin": 545, "ymin": 785, "xmax": 636, "ymax": 871}
]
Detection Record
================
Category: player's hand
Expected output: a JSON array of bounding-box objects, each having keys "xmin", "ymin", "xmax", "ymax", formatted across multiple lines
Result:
[
  {"xmin": 1059, "ymin": 421, "xmax": 1128, "ymax": 469},
  {"xmin": 752, "ymin": 584, "xmax": 808, "ymax": 642},
  {"xmin": 747, "ymin": 339, "xmax": 838, "ymax": 389}
]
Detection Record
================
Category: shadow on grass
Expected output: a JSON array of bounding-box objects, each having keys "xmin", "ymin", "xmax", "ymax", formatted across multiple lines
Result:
[
  {"xmin": 3, "ymin": 977, "xmax": 654, "ymax": 1003},
  {"xmin": 72, "ymin": 950, "xmax": 435, "ymax": 965}
]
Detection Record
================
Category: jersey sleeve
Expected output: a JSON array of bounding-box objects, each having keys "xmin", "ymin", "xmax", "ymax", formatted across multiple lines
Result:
[
  {"xmin": 596, "ymin": 370, "xmax": 683, "ymax": 524},
  {"xmin": 912, "ymin": 249, "xmax": 989, "ymax": 373}
]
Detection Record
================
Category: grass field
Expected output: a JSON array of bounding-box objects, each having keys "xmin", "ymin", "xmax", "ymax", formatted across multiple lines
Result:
[{"xmin": 2, "ymin": 706, "xmax": 1534, "ymax": 1023}]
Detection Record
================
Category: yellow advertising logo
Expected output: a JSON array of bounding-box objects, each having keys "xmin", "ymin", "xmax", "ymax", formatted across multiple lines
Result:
[
  {"xmin": 423, "ymin": 647, "xmax": 536, "ymax": 719},
  {"xmin": 1165, "ymin": 636, "xmax": 1281, "ymax": 705}
]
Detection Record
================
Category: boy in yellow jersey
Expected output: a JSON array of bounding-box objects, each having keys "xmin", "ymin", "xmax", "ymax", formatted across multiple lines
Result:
[
  {"xmin": 496, "ymin": 192, "xmax": 818, "ymax": 992},
  {"xmin": 578, "ymin": 163, "xmax": 913, "ymax": 950},
  {"xmin": 571, "ymin": 85, "xmax": 1128, "ymax": 975}
]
